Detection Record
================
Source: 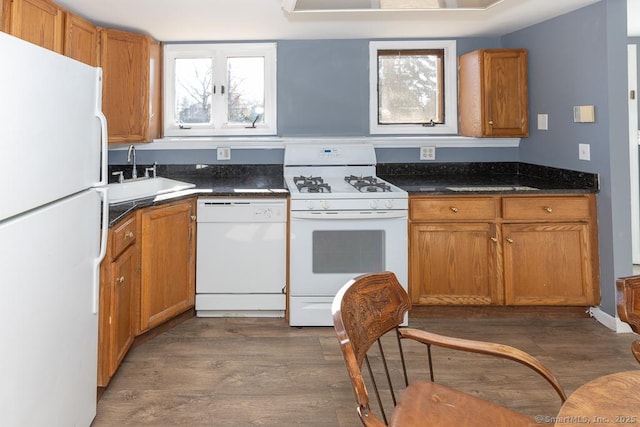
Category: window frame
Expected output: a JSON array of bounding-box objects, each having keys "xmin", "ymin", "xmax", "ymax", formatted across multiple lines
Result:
[
  {"xmin": 163, "ymin": 42, "xmax": 277, "ymax": 137},
  {"xmin": 369, "ymin": 40, "xmax": 458, "ymax": 135}
]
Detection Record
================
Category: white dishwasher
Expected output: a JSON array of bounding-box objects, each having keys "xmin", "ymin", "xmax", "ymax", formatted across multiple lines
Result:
[{"xmin": 195, "ymin": 198, "xmax": 287, "ymax": 317}]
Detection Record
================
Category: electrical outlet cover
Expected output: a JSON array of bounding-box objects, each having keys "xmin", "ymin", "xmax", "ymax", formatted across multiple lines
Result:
[
  {"xmin": 217, "ymin": 147, "xmax": 231, "ymax": 160},
  {"xmin": 578, "ymin": 143, "xmax": 591, "ymax": 161},
  {"xmin": 420, "ymin": 146, "xmax": 436, "ymax": 161}
]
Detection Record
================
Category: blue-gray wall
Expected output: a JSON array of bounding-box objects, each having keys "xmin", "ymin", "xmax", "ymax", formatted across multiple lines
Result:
[
  {"xmin": 502, "ymin": 0, "xmax": 631, "ymax": 316},
  {"xmin": 111, "ymin": 36, "xmax": 510, "ymax": 165}
]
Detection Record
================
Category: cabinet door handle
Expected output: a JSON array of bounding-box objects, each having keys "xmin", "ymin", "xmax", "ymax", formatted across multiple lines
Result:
[
  {"xmin": 450, "ymin": 207, "xmax": 459, "ymax": 213},
  {"xmin": 488, "ymin": 120, "xmax": 494, "ymax": 125},
  {"xmin": 191, "ymin": 215, "xmax": 197, "ymax": 221},
  {"xmin": 116, "ymin": 276, "xmax": 125, "ymax": 284},
  {"xmin": 490, "ymin": 236, "xmax": 498, "ymax": 243},
  {"xmin": 544, "ymin": 206, "xmax": 553, "ymax": 213},
  {"xmin": 125, "ymin": 230, "xmax": 134, "ymax": 239},
  {"xmin": 506, "ymin": 237, "xmax": 514, "ymax": 243}
]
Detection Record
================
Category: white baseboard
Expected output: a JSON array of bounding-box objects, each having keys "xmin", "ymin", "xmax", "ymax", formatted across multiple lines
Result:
[{"xmin": 589, "ymin": 307, "xmax": 635, "ymax": 333}]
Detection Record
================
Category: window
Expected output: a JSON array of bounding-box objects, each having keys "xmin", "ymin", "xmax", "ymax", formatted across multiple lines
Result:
[
  {"xmin": 164, "ymin": 43, "xmax": 277, "ymax": 137},
  {"xmin": 369, "ymin": 40, "xmax": 457, "ymax": 135}
]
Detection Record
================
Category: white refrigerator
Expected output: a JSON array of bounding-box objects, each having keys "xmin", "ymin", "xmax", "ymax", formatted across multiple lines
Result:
[{"xmin": 0, "ymin": 32, "xmax": 108, "ymax": 425}]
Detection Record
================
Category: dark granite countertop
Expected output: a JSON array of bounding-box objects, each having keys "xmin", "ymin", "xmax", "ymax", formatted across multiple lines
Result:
[
  {"xmin": 107, "ymin": 164, "xmax": 288, "ymax": 226},
  {"xmin": 377, "ymin": 162, "xmax": 599, "ymax": 195},
  {"xmin": 106, "ymin": 162, "xmax": 599, "ymax": 226}
]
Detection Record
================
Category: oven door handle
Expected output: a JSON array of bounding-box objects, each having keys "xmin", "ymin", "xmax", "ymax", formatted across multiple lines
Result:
[{"xmin": 290, "ymin": 211, "xmax": 407, "ymax": 220}]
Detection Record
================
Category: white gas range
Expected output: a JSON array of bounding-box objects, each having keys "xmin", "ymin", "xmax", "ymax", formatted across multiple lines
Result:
[{"xmin": 284, "ymin": 143, "xmax": 408, "ymax": 326}]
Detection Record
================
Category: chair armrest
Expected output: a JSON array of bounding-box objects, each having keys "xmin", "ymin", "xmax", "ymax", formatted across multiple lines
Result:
[{"xmin": 399, "ymin": 327, "xmax": 567, "ymax": 402}]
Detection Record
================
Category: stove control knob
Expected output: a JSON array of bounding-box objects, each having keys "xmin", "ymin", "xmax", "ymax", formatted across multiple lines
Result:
[
  {"xmin": 320, "ymin": 200, "xmax": 330, "ymax": 210},
  {"xmin": 385, "ymin": 199, "xmax": 394, "ymax": 209},
  {"xmin": 370, "ymin": 200, "xmax": 379, "ymax": 209},
  {"xmin": 306, "ymin": 201, "xmax": 315, "ymax": 210}
]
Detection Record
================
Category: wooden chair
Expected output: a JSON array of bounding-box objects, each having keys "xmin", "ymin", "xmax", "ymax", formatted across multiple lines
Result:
[
  {"xmin": 616, "ymin": 275, "xmax": 640, "ymax": 333},
  {"xmin": 331, "ymin": 271, "xmax": 567, "ymax": 427}
]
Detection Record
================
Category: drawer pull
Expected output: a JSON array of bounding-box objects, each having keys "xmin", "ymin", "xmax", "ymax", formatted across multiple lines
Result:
[
  {"xmin": 124, "ymin": 230, "xmax": 134, "ymax": 239},
  {"xmin": 490, "ymin": 236, "xmax": 498, "ymax": 243},
  {"xmin": 116, "ymin": 276, "xmax": 125, "ymax": 284},
  {"xmin": 450, "ymin": 207, "xmax": 459, "ymax": 213},
  {"xmin": 544, "ymin": 206, "xmax": 553, "ymax": 213},
  {"xmin": 506, "ymin": 237, "xmax": 514, "ymax": 243}
]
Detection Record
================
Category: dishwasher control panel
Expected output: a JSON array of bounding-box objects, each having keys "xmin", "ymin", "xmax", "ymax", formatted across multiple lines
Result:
[{"xmin": 197, "ymin": 198, "xmax": 286, "ymax": 223}]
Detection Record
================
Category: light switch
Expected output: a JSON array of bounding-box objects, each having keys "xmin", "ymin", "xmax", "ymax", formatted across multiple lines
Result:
[
  {"xmin": 573, "ymin": 105, "xmax": 595, "ymax": 123},
  {"xmin": 537, "ymin": 114, "xmax": 548, "ymax": 130}
]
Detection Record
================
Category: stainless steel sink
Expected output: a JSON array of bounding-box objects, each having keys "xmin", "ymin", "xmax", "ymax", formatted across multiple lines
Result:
[{"xmin": 106, "ymin": 177, "xmax": 196, "ymax": 204}]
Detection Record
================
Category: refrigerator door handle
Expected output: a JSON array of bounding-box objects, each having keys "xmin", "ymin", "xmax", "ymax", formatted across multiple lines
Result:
[
  {"xmin": 93, "ymin": 187, "xmax": 109, "ymax": 314},
  {"xmin": 95, "ymin": 68, "xmax": 108, "ymax": 187}
]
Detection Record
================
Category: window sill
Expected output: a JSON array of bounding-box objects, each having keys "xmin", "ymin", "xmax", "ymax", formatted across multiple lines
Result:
[{"xmin": 112, "ymin": 135, "xmax": 521, "ymax": 151}]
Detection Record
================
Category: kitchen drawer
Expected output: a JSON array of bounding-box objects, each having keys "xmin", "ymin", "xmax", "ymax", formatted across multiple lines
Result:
[
  {"xmin": 410, "ymin": 197, "xmax": 497, "ymax": 221},
  {"xmin": 111, "ymin": 215, "xmax": 136, "ymax": 258},
  {"xmin": 502, "ymin": 196, "xmax": 591, "ymax": 221}
]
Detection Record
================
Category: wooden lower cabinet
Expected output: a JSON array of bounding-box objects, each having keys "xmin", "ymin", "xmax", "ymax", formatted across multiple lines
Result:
[
  {"xmin": 98, "ymin": 214, "xmax": 138, "ymax": 387},
  {"xmin": 409, "ymin": 194, "xmax": 600, "ymax": 307},
  {"xmin": 410, "ymin": 222, "xmax": 500, "ymax": 305},
  {"xmin": 503, "ymin": 222, "xmax": 596, "ymax": 305},
  {"xmin": 98, "ymin": 197, "xmax": 196, "ymax": 387},
  {"xmin": 138, "ymin": 199, "xmax": 196, "ymax": 333}
]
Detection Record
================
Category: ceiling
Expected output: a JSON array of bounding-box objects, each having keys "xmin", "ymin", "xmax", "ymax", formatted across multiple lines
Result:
[{"xmin": 54, "ymin": 0, "xmax": 637, "ymax": 42}]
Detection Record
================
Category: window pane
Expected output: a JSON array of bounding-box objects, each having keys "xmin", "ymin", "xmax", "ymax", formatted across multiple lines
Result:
[
  {"xmin": 227, "ymin": 57, "xmax": 265, "ymax": 125},
  {"xmin": 175, "ymin": 58, "xmax": 212, "ymax": 124},
  {"xmin": 377, "ymin": 49, "xmax": 443, "ymax": 125}
]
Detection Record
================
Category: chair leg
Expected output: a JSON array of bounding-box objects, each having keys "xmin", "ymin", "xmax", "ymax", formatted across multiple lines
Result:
[{"xmin": 365, "ymin": 354, "xmax": 388, "ymax": 425}]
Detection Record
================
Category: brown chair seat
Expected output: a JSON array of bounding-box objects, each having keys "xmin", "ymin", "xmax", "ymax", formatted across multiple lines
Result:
[{"xmin": 390, "ymin": 381, "xmax": 536, "ymax": 427}]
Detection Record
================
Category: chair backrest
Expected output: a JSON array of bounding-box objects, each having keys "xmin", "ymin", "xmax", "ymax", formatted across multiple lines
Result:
[
  {"xmin": 616, "ymin": 275, "xmax": 640, "ymax": 333},
  {"xmin": 331, "ymin": 271, "xmax": 411, "ymax": 424}
]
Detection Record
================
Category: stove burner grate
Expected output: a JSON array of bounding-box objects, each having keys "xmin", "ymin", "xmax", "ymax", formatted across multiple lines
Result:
[
  {"xmin": 344, "ymin": 175, "xmax": 392, "ymax": 193},
  {"xmin": 294, "ymin": 175, "xmax": 331, "ymax": 193}
]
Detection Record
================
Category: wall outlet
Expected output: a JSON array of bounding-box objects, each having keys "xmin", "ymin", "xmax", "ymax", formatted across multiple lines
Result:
[
  {"xmin": 420, "ymin": 146, "xmax": 436, "ymax": 161},
  {"xmin": 579, "ymin": 143, "xmax": 591, "ymax": 161},
  {"xmin": 217, "ymin": 147, "xmax": 231, "ymax": 161}
]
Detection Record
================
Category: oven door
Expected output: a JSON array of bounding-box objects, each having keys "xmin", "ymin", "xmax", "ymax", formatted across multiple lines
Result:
[{"xmin": 289, "ymin": 210, "xmax": 408, "ymax": 326}]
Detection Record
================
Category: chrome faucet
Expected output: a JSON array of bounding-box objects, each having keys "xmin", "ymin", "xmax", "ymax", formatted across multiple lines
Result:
[{"xmin": 127, "ymin": 144, "xmax": 137, "ymax": 179}]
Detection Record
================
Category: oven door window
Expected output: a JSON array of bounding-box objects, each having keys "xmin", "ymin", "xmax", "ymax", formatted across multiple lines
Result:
[{"xmin": 312, "ymin": 230, "xmax": 385, "ymax": 274}]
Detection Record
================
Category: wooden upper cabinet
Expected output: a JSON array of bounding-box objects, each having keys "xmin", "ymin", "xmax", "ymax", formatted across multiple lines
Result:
[
  {"xmin": 100, "ymin": 28, "xmax": 161, "ymax": 144},
  {"xmin": 6, "ymin": 0, "xmax": 64, "ymax": 53},
  {"xmin": 1, "ymin": 0, "xmax": 9, "ymax": 32},
  {"xmin": 458, "ymin": 48, "xmax": 528, "ymax": 138},
  {"xmin": 63, "ymin": 12, "xmax": 98, "ymax": 66}
]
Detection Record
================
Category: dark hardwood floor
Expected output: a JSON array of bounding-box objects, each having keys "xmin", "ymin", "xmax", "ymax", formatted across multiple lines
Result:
[{"xmin": 92, "ymin": 315, "xmax": 639, "ymax": 426}]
